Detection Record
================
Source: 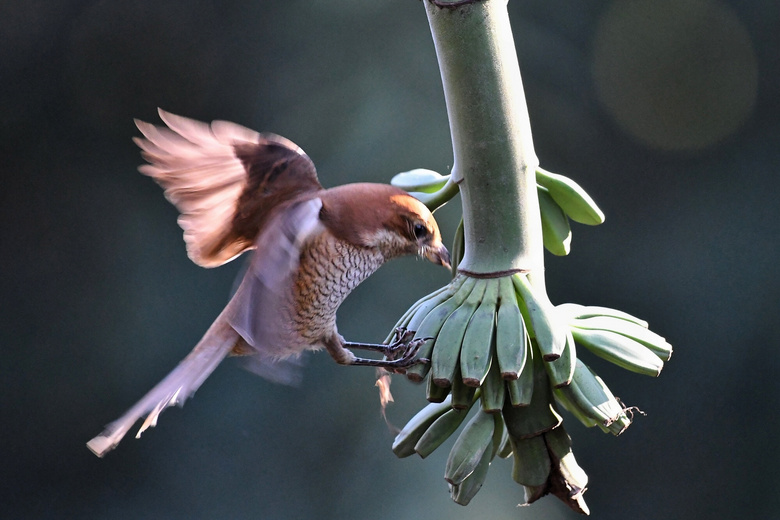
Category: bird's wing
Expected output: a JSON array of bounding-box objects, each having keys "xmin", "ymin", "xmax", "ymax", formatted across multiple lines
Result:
[
  {"xmin": 135, "ymin": 109, "xmax": 322, "ymax": 267},
  {"xmin": 87, "ymin": 309, "xmax": 240, "ymax": 457},
  {"xmin": 226, "ymin": 197, "xmax": 325, "ymax": 360}
]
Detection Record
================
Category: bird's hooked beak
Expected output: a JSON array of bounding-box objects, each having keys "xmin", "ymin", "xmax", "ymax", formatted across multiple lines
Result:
[{"xmin": 424, "ymin": 243, "xmax": 451, "ymax": 270}]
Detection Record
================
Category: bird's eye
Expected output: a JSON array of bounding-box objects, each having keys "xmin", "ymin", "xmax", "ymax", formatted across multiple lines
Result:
[{"xmin": 413, "ymin": 223, "xmax": 427, "ymax": 239}]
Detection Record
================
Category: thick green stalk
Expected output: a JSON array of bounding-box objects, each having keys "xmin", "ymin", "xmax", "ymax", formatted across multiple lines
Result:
[{"xmin": 425, "ymin": 0, "xmax": 542, "ymax": 276}]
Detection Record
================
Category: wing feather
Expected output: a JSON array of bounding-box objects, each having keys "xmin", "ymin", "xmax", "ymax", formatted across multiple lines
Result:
[
  {"xmin": 226, "ymin": 198, "xmax": 325, "ymax": 359},
  {"xmin": 135, "ymin": 109, "xmax": 321, "ymax": 267}
]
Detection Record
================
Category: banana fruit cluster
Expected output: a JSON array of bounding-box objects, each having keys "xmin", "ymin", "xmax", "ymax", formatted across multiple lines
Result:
[
  {"xmin": 389, "ymin": 273, "xmax": 671, "ymax": 512},
  {"xmin": 388, "ymin": 167, "xmax": 671, "ymax": 513},
  {"xmin": 391, "ymin": 167, "xmax": 605, "ymax": 256}
]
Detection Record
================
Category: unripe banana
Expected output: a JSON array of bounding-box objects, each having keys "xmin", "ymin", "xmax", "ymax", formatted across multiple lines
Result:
[
  {"xmin": 390, "ymin": 168, "xmax": 450, "ymax": 193},
  {"xmin": 450, "ymin": 366, "xmax": 477, "ymax": 410},
  {"xmin": 415, "ymin": 407, "xmax": 470, "ymax": 458},
  {"xmin": 538, "ymin": 185, "xmax": 572, "ymax": 256},
  {"xmin": 392, "ymin": 397, "xmax": 453, "ymax": 458},
  {"xmin": 431, "ymin": 279, "xmax": 486, "ymax": 387},
  {"xmin": 563, "ymin": 359, "xmax": 630, "ymax": 435},
  {"xmin": 387, "ymin": 283, "xmax": 453, "ymax": 342},
  {"xmin": 490, "ymin": 412, "xmax": 506, "ymax": 459},
  {"xmin": 497, "ymin": 427, "xmax": 514, "ymax": 458},
  {"xmin": 507, "ymin": 340, "xmax": 534, "ymax": 407},
  {"xmin": 544, "ymin": 425, "xmax": 588, "ymax": 493},
  {"xmin": 479, "ymin": 352, "xmax": 505, "ymax": 413},
  {"xmin": 510, "ymin": 433, "xmax": 551, "ymax": 487},
  {"xmin": 460, "ymin": 279, "xmax": 499, "ymax": 386},
  {"xmin": 535, "ymin": 167, "xmax": 605, "ymax": 225},
  {"xmin": 572, "ymin": 328, "xmax": 664, "ymax": 376},
  {"xmin": 448, "ymin": 437, "xmax": 493, "ymax": 506},
  {"xmin": 513, "ymin": 273, "xmax": 566, "ymax": 360},
  {"xmin": 542, "ymin": 332, "xmax": 576, "ymax": 388},
  {"xmin": 444, "ymin": 409, "xmax": 495, "ymax": 485},
  {"xmin": 557, "ymin": 303, "xmax": 648, "ymax": 328},
  {"xmin": 405, "ymin": 275, "xmax": 475, "ymax": 381},
  {"xmin": 572, "ymin": 316, "xmax": 672, "ymax": 361},
  {"xmin": 426, "ymin": 371, "xmax": 450, "ymax": 403},
  {"xmin": 503, "ymin": 352, "xmax": 562, "ymax": 439},
  {"xmin": 390, "ymin": 168, "xmax": 459, "ymax": 212},
  {"xmin": 512, "ymin": 427, "xmax": 591, "ymax": 514},
  {"xmin": 551, "ymin": 386, "xmax": 598, "ymax": 428},
  {"xmin": 495, "ymin": 276, "xmax": 527, "ymax": 379},
  {"xmin": 406, "ymin": 274, "xmax": 469, "ymax": 335}
]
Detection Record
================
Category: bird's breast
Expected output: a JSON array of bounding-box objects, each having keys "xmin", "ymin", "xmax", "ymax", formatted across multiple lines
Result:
[{"xmin": 290, "ymin": 232, "xmax": 385, "ymax": 344}]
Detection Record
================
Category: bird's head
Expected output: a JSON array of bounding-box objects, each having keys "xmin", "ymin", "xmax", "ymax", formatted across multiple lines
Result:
[{"xmin": 320, "ymin": 183, "xmax": 450, "ymax": 269}]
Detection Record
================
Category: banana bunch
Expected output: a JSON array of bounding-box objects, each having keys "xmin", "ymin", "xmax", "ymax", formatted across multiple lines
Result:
[
  {"xmin": 388, "ymin": 270, "xmax": 671, "ymax": 513},
  {"xmin": 390, "ymin": 167, "xmax": 605, "ymax": 256},
  {"xmin": 388, "ymin": 167, "xmax": 669, "ymax": 513}
]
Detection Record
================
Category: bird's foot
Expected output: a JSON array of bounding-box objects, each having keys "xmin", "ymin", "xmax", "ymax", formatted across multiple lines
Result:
[{"xmin": 341, "ymin": 328, "xmax": 431, "ymax": 370}]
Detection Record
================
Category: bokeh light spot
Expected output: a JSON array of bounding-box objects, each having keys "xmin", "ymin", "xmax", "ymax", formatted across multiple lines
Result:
[{"xmin": 591, "ymin": 0, "xmax": 758, "ymax": 151}]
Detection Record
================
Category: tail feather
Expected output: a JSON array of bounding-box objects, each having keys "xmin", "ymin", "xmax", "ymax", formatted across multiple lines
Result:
[{"xmin": 87, "ymin": 314, "xmax": 239, "ymax": 457}]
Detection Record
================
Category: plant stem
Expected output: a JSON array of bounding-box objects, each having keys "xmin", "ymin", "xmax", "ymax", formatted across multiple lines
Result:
[{"xmin": 424, "ymin": 0, "xmax": 542, "ymax": 276}]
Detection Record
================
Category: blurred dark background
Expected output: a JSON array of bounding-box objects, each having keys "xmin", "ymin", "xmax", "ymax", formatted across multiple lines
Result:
[{"xmin": 2, "ymin": 0, "xmax": 778, "ymax": 519}]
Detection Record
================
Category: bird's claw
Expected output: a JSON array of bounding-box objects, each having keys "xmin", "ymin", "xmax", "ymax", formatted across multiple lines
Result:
[
  {"xmin": 341, "ymin": 328, "xmax": 431, "ymax": 370},
  {"xmin": 388, "ymin": 327, "xmax": 417, "ymax": 349},
  {"xmin": 382, "ymin": 329, "xmax": 432, "ymax": 372}
]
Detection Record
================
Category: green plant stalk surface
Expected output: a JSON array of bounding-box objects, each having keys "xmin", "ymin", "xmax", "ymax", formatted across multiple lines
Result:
[{"xmin": 425, "ymin": 0, "xmax": 543, "ymax": 276}]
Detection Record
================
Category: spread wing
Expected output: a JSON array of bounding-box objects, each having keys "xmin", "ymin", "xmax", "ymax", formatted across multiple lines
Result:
[
  {"xmin": 135, "ymin": 109, "xmax": 323, "ymax": 267},
  {"xmin": 226, "ymin": 197, "xmax": 325, "ymax": 361}
]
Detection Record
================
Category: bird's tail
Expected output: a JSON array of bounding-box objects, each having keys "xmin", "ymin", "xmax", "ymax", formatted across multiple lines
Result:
[{"xmin": 87, "ymin": 312, "xmax": 239, "ymax": 457}]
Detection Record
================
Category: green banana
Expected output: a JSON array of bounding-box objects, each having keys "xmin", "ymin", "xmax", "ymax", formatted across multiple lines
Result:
[
  {"xmin": 513, "ymin": 273, "xmax": 567, "ymax": 360},
  {"xmin": 449, "ymin": 436, "xmax": 493, "ymax": 506},
  {"xmin": 544, "ymin": 426, "xmax": 588, "ymax": 493},
  {"xmin": 451, "ymin": 218, "xmax": 464, "ymax": 278},
  {"xmin": 415, "ymin": 407, "xmax": 470, "ymax": 458},
  {"xmin": 557, "ymin": 303, "xmax": 649, "ymax": 328},
  {"xmin": 405, "ymin": 275, "xmax": 474, "ymax": 381},
  {"xmin": 538, "ymin": 185, "xmax": 572, "ymax": 256},
  {"xmin": 385, "ymin": 287, "xmax": 454, "ymax": 364},
  {"xmin": 426, "ymin": 370, "xmax": 450, "ymax": 403},
  {"xmin": 542, "ymin": 331, "xmax": 576, "ymax": 388},
  {"xmin": 452, "ymin": 420, "xmax": 503, "ymax": 504},
  {"xmin": 503, "ymin": 352, "xmax": 562, "ymax": 439},
  {"xmin": 490, "ymin": 412, "xmax": 506, "ymax": 459},
  {"xmin": 460, "ymin": 278, "xmax": 499, "ymax": 386},
  {"xmin": 496, "ymin": 425, "xmax": 514, "ymax": 459},
  {"xmin": 571, "ymin": 316, "xmax": 672, "ymax": 361},
  {"xmin": 406, "ymin": 274, "xmax": 469, "ymax": 334},
  {"xmin": 450, "ymin": 366, "xmax": 477, "ymax": 410},
  {"xmin": 431, "ymin": 279, "xmax": 486, "ymax": 387},
  {"xmin": 387, "ymin": 283, "xmax": 453, "ymax": 342},
  {"xmin": 392, "ymin": 396, "xmax": 453, "ymax": 458},
  {"xmin": 479, "ymin": 351, "xmax": 504, "ymax": 413},
  {"xmin": 510, "ymin": 434, "xmax": 551, "ymax": 486},
  {"xmin": 390, "ymin": 168, "xmax": 450, "ymax": 193},
  {"xmin": 535, "ymin": 167, "xmax": 605, "ymax": 225},
  {"xmin": 507, "ymin": 340, "xmax": 534, "ymax": 407},
  {"xmin": 495, "ymin": 276, "xmax": 527, "ymax": 379},
  {"xmin": 552, "ymin": 386, "xmax": 598, "ymax": 428},
  {"xmin": 545, "ymin": 426, "xmax": 591, "ymax": 514},
  {"xmin": 559, "ymin": 359, "xmax": 631, "ymax": 435},
  {"xmin": 444, "ymin": 409, "xmax": 496, "ymax": 485},
  {"xmin": 572, "ymin": 328, "xmax": 664, "ymax": 376}
]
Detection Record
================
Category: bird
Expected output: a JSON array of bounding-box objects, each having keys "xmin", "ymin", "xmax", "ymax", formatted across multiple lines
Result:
[{"xmin": 86, "ymin": 109, "xmax": 450, "ymax": 457}]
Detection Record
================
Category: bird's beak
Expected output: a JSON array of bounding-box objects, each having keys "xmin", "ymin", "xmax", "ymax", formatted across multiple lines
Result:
[{"xmin": 424, "ymin": 243, "xmax": 451, "ymax": 270}]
